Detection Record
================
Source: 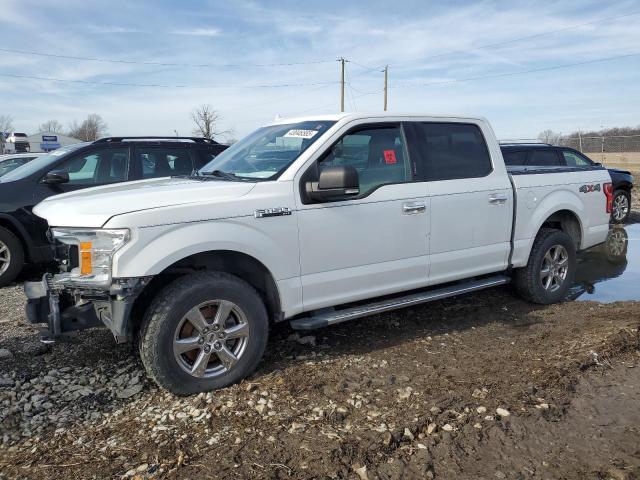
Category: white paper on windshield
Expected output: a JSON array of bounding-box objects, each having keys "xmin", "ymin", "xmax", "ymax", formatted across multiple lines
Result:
[{"xmin": 283, "ymin": 129, "xmax": 318, "ymax": 139}]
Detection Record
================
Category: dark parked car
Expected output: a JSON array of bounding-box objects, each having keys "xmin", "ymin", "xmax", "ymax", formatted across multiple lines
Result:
[
  {"xmin": 0, "ymin": 153, "xmax": 44, "ymax": 176},
  {"xmin": 500, "ymin": 144, "xmax": 634, "ymax": 223},
  {"xmin": 0, "ymin": 137, "xmax": 227, "ymax": 286}
]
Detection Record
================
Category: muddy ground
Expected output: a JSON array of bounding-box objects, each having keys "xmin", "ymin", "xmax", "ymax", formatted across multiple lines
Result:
[{"xmin": 1, "ymin": 283, "xmax": 639, "ymax": 479}]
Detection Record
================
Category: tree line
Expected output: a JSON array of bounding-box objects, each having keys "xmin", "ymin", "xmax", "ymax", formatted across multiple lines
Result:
[
  {"xmin": 1, "ymin": 105, "xmax": 234, "ymax": 146},
  {"xmin": 538, "ymin": 125, "xmax": 640, "ymax": 145}
]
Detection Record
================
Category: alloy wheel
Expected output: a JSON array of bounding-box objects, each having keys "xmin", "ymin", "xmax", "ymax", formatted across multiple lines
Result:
[
  {"xmin": 0, "ymin": 240, "xmax": 10, "ymax": 276},
  {"xmin": 540, "ymin": 244, "xmax": 569, "ymax": 292},
  {"xmin": 612, "ymin": 194, "xmax": 629, "ymax": 222},
  {"xmin": 173, "ymin": 300, "xmax": 250, "ymax": 378}
]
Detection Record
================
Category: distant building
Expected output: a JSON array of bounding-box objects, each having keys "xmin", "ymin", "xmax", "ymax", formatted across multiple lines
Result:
[{"xmin": 27, "ymin": 132, "xmax": 82, "ymax": 152}]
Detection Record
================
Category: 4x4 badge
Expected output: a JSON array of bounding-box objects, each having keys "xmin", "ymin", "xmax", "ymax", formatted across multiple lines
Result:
[
  {"xmin": 254, "ymin": 207, "xmax": 292, "ymax": 218},
  {"xmin": 579, "ymin": 184, "xmax": 601, "ymax": 193}
]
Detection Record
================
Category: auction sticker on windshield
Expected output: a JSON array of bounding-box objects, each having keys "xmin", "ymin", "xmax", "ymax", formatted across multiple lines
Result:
[{"xmin": 284, "ymin": 129, "xmax": 318, "ymax": 139}]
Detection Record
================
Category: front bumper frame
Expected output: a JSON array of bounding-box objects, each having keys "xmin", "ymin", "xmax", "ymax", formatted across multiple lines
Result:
[{"xmin": 24, "ymin": 274, "xmax": 149, "ymax": 343}]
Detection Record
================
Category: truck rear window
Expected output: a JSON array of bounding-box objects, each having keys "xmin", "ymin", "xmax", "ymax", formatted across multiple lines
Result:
[{"xmin": 414, "ymin": 123, "xmax": 492, "ymax": 180}]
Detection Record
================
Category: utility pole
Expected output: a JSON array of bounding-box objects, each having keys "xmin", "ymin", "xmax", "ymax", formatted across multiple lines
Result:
[
  {"xmin": 339, "ymin": 58, "xmax": 346, "ymax": 112},
  {"xmin": 383, "ymin": 65, "xmax": 388, "ymax": 111},
  {"xmin": 578, "ymin": 130, "xmax": 583, "ymax": 152}
]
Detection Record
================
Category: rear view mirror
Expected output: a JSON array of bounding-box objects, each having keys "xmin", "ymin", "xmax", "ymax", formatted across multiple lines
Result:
[
  {"xmin": 307, "ymin": 165, "xmax": 359, "ymax": 202},
  {"xmin": 43, "ymin": 170, "xmax": 70, "ymax": 185}
]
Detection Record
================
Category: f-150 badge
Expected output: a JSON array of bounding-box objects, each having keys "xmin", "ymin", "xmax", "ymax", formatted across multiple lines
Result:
[
  {"xmin": 579, "ymin": 184, "xmax": 601, "ymax": 193},
  {"xmin": 254, "ymin": 207, "xmax": 292, "ymax": 218}
]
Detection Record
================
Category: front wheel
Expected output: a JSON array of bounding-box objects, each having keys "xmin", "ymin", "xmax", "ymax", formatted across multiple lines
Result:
[
  {"xmin": 611, "ymin": 190, "xmax": 631, "ymax": 224},
  {"xmin": 514, "ymin": 228, "xmax": 576, "ymax": 304},
  {"xmin": 139, "ymin": 272, "xmax": 269, "ymax": 395}
]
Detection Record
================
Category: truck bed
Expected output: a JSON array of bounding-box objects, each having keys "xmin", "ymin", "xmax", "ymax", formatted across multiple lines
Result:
[{"xmin": 507, "ymin": 165, "xmax": 607, "ymax": 175}]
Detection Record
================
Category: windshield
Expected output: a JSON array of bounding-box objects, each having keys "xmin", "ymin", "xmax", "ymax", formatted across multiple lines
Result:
[
  {"xmin": 0, "ymin": 143, "xmax": 88, "ymax": 182},
  {"xmin": 201, "ymin": 120, "xmax": 335, "ymax": 180},
  {"xmin": 0, "ymin": 156, "xmax": 36, "ymax": 177}
]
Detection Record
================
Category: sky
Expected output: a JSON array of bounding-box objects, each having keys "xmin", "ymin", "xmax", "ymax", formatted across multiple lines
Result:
[{"xmin": 0, "ymin": 0, "xmax": 639, "ymax": 141}]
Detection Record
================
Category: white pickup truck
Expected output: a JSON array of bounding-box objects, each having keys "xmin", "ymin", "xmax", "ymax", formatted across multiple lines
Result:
[{"xmin": 25, "ymin": 114, "xmax": 613, "ymax": 394}]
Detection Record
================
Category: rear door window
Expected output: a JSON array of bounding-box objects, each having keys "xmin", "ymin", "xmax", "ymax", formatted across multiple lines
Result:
[
  {"xmin": 410, "ymin": 123, "xmax": 492, "ymax": 180},
  {"xmin": 135, "ymin": 147, "xmax": 194, "ymax": 178},
  {"xmin": 501, "ymin": 150, "xmax": 527, "ymax": 166},
  {"xmin": 527, "ymin": 149, "xmax": 561, "ymax": 166}
]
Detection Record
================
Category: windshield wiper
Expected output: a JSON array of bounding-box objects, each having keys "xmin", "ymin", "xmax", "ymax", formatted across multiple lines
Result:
[{"xmin": 200, "ymin": 169, "xmax": 239, "ymax": 181}]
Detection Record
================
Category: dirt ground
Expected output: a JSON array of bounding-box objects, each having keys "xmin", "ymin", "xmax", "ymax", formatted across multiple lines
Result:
[
  {"xmin": 1, "ymin": 283, "xmax": 639, "ymax": 479},
  {"xmin": 1, "ymin": 174, "xmax": 639, "ymax": 480}
]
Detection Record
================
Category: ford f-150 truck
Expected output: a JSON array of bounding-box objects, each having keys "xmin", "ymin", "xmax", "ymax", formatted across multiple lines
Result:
[{"xmin": 24, "ymin": 113, "xmax": 613, "ymax": 395}]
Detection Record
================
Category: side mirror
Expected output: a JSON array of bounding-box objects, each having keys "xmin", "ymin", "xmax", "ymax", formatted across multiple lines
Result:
[
  {"xmin": 307, "ymin": 165, "xmax": 359, "ymax": 202},
  {"xmin": 594, "ymin": 162, "xmax": 603, "ymax": 167},
  {"xmin": 43, "ymin": 170, "xmax": 70, "ymax": 185}
]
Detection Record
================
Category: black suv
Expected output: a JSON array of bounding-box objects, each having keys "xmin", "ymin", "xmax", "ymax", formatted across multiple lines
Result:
[
  {"xmin": 500, "ymin": 144, "xmax": 634, "ymax": 224},
  {"xmin": 0, "ymin": 137, "xmax": 227, "ymax": 286}
]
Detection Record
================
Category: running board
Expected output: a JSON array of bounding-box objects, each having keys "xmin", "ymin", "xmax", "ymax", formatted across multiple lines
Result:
[{"xmin": 289, "ymin": 275, "xmax": 510, "ymax": 330}]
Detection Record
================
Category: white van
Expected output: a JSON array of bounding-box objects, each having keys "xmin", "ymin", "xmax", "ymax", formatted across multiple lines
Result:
[{"xmin": 5, "ymin": 132, "xmax": 30, "ymax": 153}]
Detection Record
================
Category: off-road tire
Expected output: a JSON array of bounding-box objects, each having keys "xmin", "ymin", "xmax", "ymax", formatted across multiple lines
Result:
[
  {"xmin": 0, "ymin": 226, "xmax": 24, "ymax": 288},
  {"xmin": 514, "ymin": 228, "xmax": 576, "ymax": 304},
  {"xmin": 139, "ymin": 271, "xmax": 269, "ymax": 395}
]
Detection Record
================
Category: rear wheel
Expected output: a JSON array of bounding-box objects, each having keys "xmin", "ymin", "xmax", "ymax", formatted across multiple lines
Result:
[
  {"xmin": 611, "ymin": 190, "xmax": 631, "ymax": 224},
  {"xmin": 514, "ymin": 228, "xmax": 576, "ymax": 304},
  {"xmin": 139, "ymin": 271, "xmax": 269, "ymax": 395},
  {"xmin": 0, "ymin": 226, "xmax": 24, "ymax": 288}
]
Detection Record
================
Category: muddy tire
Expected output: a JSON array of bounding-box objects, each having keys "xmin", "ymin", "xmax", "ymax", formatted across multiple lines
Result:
[
  {"xmin": 139, "ymin": 271, "xmax": 269, "ymax": 395},
  {"xmin": 611, "ymin": 190, "xmax": 631, "ymax": 224},
  {"xmin": 0, "ymin": 226, "xmax": 24, "ymax": 288},
  {"xmin": 514, "ymin": 228, "xmax": 576, "ymax": 304}
]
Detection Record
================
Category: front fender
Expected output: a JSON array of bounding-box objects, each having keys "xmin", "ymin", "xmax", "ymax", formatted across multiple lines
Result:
[{"xmin": 112, "ymin": 216, "xmax": 300, "ymax": 282}]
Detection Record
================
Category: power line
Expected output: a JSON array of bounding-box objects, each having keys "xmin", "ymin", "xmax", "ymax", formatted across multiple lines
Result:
[
  {"xmin": 391, "ymin": 9, "xmax": 640, "ymax": 66},
  {"xmin": 0, "ymin": 72, "xmax": 338, "ymax": 89},
  {"xmin": 0, "ymin": 47, "xmax": 335, "ymax": 68},
  {"xmin": 389, "ymin": 51, "xmax": 640, "ymax": 88}
]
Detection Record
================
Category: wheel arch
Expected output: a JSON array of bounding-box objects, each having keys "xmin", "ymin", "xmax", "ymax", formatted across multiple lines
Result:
[
  {"xmin": 511, "ymin": 196, "xmax": 587, "ymax": 269},
  {"xmin": 130, "ymin": 249, "xmax": 283, "ymax": 335}
]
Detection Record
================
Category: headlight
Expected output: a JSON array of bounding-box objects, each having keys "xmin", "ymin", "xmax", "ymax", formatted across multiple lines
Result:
[{"xmin": 51, "ymin": 228, "xmax": 129, "ymax": 288}]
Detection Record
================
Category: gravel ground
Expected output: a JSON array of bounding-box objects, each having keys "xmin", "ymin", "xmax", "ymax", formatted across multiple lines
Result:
[{"xmin": 1, "ymin": 279, "xmax": 639, "ymax": 479}]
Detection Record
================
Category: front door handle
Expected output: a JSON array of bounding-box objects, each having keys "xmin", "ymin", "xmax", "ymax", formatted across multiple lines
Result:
[
  {"xmin": 403, "ymin": 202, "xmax": 427, "ymax": 214},
  {"xmin": 488, "ymin": 194, "xmax": 508, "ymax": 205}
]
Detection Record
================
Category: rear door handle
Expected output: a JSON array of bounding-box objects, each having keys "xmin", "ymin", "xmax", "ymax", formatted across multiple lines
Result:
[
  {"xmin": 488, "ymin": 194, "xmax": 508, "ymax": 205},
  {"xmin": 403, "ymin": 202, "xmax": 427, "ymax": 214}
]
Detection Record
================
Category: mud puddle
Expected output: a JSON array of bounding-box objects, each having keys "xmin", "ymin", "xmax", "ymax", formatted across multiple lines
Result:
[{"xmin": 571, "ymin": 222, "xmax": 640, "ymax": 302}]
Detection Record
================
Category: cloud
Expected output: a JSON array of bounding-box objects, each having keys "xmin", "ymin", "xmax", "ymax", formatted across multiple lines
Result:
[
  {"xmin": 85, "ymin": 25, "xmax": 147, "ymax": 34},
  {"xmin": 169, "ymin": 28, "xmax": 221, "ymax": 37}
]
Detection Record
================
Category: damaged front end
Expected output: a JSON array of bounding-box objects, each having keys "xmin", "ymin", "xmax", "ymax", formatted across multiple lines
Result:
[
  {"xmin": 24, "ymin": 274, "xmax": 150, "ymax": 343},
  {"xmin": 23, "ymin": 226, "xmax": 149, "ymax": 343}
]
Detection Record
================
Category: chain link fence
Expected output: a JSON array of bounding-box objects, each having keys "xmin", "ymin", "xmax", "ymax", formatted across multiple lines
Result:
[{"xmin": 557, "ymin": 135, "xmax": 640, "ymax": 169}]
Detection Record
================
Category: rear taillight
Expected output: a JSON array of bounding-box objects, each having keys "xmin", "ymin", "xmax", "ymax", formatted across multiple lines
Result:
[{"xmin": 603, "ymin": 182, "xmax": 613, "ymax": 213}]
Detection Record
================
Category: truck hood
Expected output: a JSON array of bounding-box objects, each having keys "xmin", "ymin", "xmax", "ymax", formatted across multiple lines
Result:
[{"xmin": 33, "ymin": 177, "xmax": 256, "ymax": 228}]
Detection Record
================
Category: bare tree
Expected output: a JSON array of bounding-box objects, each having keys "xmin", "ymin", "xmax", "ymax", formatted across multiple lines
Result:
[
  {"xmin": 38, "ymin": 119, "xmax": 65, "ymax": 134},
  {"xmin": 0, "ymin": 115, "xmax": 13, "ymax": 154},
  {"xmin": 190, "ymin": 105, "xmax": 231, "ymax": 140},
  {"xmin": 68, "ymin": 114, "xmax": 108, "ymax": 142},
  {"xmin": 537, "ymin": 129, "xmax": 561, "ymax": 145}
]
